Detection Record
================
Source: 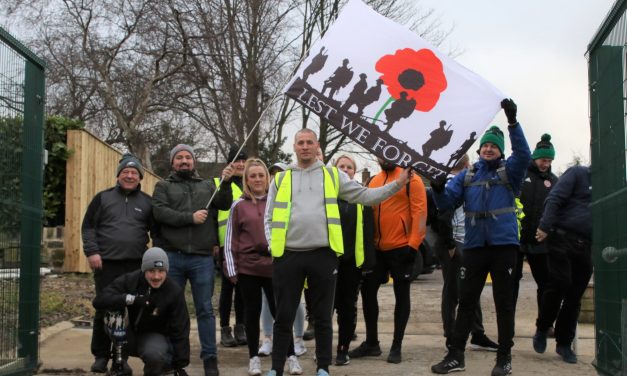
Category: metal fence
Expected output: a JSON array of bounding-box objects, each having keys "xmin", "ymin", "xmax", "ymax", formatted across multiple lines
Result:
[{"xmin": 0, "ymin": 27, "xmax": 45, "ymax": 375}]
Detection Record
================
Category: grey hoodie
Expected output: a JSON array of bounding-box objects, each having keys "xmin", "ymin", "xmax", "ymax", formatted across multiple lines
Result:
[{"xmin": 264, "ymin": 160, "xmax": 402, "ymax": 252}]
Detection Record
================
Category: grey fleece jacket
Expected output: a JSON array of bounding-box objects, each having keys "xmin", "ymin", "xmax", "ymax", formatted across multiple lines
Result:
[{"xmin": 264, "ymin": 160, "xmax": 403, "ymax": 252}]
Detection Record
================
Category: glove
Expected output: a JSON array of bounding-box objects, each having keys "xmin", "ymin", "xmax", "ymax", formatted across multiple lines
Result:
[
  {"xmin": 132, "ymin": 295, "xmax": 152, "ymax": 308},
  {"xmin": 174, "ymin": 368, "xmax": 189, "ymax": 376},
  {"xmin": 501, "ymin": 98, "xmax": 517, "ymax": 125},
  {"xmin": 430, "ymin": 179, "xmax": 445, "ymax": 194}
]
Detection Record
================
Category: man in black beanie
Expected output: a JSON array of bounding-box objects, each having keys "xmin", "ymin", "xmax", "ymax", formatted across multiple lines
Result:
[
  {"xmin": 152, "ymin": 144, "xmax": 234, "ymax": 376},
  {"xmin": 215, "ymin": 146, "xmax": 248, "ymax": 347},
  {"xmin": 82, "ymin": 153, "xmax": 156, "ymax": 373}
]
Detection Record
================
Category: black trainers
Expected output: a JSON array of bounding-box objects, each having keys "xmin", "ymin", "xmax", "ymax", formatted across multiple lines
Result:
[
  {"xmin": 491, "ymin": 354, "xmax": 512, "ymax": 376},
  {"xmin": 335, "ymin": 351, "xmax": 350, "ymax": 366},
  {"xmin": 220, "ymin": 326, "xmax": 237, "ymax": 347},
  {"xmin": 348, "ymin": 341, "xmax": 382, "ymax": 358},
  {"xmin": 556, "ymin": 345, "xmax": 577, "ymax": 364},
  {"xmin": 469, "ymin": 334, "xmax": 498, "ymax": 352},
  {"xmin": 234, "ymin": 323, "xmax": 247, "ymax": 346},
  {"xmin": 303, "ymin": 320, "xmax": 315, "ymax": 341},
  {"xmin": 431, "ymin": 351, "xmax": 465, "ymax": 374},
  {"xmin": 90, "ymin": 357, "xmax": 108, "ymax": 373},
  {"xmin": 203, "ymin": 357, "xmax": 219, "ymax": 376},
  {"xmin": 387, "ymin": 347, "xmax": 402, "ymax": 364},
  {"xmin": 532, "ymin": 329, "xmax": 547, "ymax": 354}
]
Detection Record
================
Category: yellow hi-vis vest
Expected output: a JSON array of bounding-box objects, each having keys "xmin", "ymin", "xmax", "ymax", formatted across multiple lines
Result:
[
  {"xmin": 214, "ymin": 178, "xmax": 243, "ymax": 247},
  {"xmin": 354, "ymin": 203, "xmax": 365, "ymax": 268},
  {"xmin": 515, "ymin": 197, "xmax": 525, "ymax": 240},
  {"xmin": 270, "ymin": 166, "xmax": 343, "ymax": 257}
]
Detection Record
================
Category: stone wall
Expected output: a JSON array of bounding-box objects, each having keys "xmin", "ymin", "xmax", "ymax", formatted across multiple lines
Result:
[{"xmin": 42, "ymin": 226, "xmax": 65, "ymax": 271}]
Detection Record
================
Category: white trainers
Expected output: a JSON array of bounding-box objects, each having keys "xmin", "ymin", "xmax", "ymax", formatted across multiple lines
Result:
[
  {"xmin": 287, "ymin": 355, "xmax": 303, "ymax": 375},
  {"xmin": 248, "ymin": 356, "xmax": 262, "ymax": 376},
  {"xmin": 258, "ymin": 337, "xmax": 272, "ymax": 356},
  {"xmin": 294, "ymin": 337, "xmax": 307, "ymax": 356}
]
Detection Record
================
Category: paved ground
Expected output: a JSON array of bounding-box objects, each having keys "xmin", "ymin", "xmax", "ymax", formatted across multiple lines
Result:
[{"xmin": 38, "ymin": 264, "xmax": 598, "ymax": 375}]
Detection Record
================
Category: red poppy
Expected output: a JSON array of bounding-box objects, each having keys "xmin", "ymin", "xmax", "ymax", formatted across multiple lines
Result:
[{"xmin": 375, "ymin": 48, "xmax": 447, "ymax": 112}]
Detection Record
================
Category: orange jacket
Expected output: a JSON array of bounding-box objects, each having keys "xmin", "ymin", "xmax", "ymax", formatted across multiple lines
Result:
[{"xmin": 368, "ymin": 167, "xmax": 427, "ymax": 252}]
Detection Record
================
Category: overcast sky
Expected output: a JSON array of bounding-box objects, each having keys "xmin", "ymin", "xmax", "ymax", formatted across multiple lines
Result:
[{"xmin": 415, "ymin": 0, "xmax": 617, "ymax": 174}]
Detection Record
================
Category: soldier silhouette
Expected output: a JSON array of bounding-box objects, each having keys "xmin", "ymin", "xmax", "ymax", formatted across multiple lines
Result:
[
  {"xmin": 356, "ymin": 78, "xmax": 383, "ymax": 116},
  {"xmin": 422, "ymin": 120, "xmax": 454, "ymax": 159},
  {"xmin": 302, "ymin": 47, "xmax": 328, "ymax": 81},
  {"xmin": 341, "ymin": 73, "xmax": 368, "ymax": 112},
  {"xmin": 446, "ymin": 131, "xmax": 477, "ymax": 167},
  {"xmin": 384, "ymin": 91, "xmax": 416, "ymax": 132},
  {"xmin": 321, "ymin": 58, "xmax": 354, "ymax": 99}
]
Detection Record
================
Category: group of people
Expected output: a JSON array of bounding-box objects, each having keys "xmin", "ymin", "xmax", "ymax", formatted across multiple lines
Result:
[{"xmin": 82, "ymin": 99, "xmax": 592, "ymax": 376}]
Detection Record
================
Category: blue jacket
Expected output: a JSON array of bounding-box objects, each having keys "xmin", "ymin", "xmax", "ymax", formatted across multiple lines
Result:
[
  {"xmin": 538, "ymin": 165, "xmax": 591, "ymax": 240},
  {"xmin": 434, "ymin": 123, "xmax": 531, "ymax": 249}
]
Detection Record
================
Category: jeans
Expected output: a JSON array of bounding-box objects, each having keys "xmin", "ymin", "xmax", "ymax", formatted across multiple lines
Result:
[
  {"xmin": 262, "ymin": 291, "xmax": 305, "ymax": 337},
  {"xmin": 167, "ymin": 251, "xmax": 216, "ymax": 360}
]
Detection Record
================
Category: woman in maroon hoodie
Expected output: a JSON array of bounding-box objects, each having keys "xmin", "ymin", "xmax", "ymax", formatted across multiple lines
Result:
[{"xmin": 223, "ymin": 158, "xmax": 302, "ymax": 376}]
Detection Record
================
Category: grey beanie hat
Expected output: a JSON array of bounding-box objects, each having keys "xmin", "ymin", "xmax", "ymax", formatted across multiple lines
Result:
[
  {"xmin": 117, "ymin": 153, "xmax": 144, "ymax": 179},
  {"xmin": 141, "ymin": 247, "xmax": 169, "ymax": 272},
  {"xmin": 169, "ymin": 144, "xmax": 195, "ymax": 165}
]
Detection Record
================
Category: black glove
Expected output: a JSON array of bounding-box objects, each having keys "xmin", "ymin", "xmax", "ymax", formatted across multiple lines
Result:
[
  {"xmin": 430, "ymin": 179, "xmax": 445, "ymax": 194},
  {"xmin": 133, "ymin": 295, "xmax": 152, "ymax": 308},
  {"xmin": 501, "ymin": 98, "xmax": 517, "ymax": 125},
  {"xmin": 174, "ymin": 368, "xmax": 189, "ymax": 376}
]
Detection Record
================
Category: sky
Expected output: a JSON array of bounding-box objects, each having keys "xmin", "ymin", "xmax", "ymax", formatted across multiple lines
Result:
[{"xmin": 411, "ymin": 0, "xmax": 617, "ymax": 175}]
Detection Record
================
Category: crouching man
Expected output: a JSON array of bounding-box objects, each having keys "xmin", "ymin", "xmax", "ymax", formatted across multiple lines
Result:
[{"xmin": 93, "ymin": 247, "xmax": 191, "ymax": 376}]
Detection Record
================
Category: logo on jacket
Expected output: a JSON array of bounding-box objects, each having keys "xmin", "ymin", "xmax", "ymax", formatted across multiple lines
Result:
[
  {"xmin": 134, "ymin": 207, "xmax": 143, "ymax": 213},
  {"xmin": 459, "ymin": 267, "xmax": 466, "ymax": 280}
]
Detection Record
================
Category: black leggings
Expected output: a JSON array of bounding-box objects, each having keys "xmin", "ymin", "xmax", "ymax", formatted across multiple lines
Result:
[
  {"xmin": 219, "ymin": 270, "xmax": 244, "ymax": 327},
  {"xmin": 237, "ymin": 274, "xmax": 295, "ymax": 358},
  {"xmin": 334, "ymin": 259, "xmax": 362, "ymax": 349}
]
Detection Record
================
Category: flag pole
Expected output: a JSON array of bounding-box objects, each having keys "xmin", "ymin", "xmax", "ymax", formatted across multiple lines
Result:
[{"xmin": 204, "ymin": 42, "xmax": 318, "ymax": 209}]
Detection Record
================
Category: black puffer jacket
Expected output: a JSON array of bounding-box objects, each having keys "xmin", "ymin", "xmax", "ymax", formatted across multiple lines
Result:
[
  {"xmin": 152, "ymin": 171, "xmax": 232, "ymax": 255},
  {"xmin": 519, "ymin": 162, "xmax": 558, "ymax": 246},
  {"xmin": 93, "ymin": 270, "xmax": 190, "ymax": 369}
]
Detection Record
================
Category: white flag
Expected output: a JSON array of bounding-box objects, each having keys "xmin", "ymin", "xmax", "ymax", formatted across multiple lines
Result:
[{"xmin": 284, "ymin": 0, "xmax": 505, "ymax": 181}]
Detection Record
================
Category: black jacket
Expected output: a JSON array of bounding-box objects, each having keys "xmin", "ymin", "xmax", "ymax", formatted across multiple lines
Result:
[
  {"xmin": 338, "ymin": 199, "xmax": 376, "ymax": 271},
  {"xmin": 538, "ymin": 165, "xmax": 591, "ymax": 240},
  {"xmin": 152, "ymin": 171, "xmax": 232, "ymax": 255},
  {"xmin": 93, "ymin": 270, "xmax": 190, "ymax": 369},
  {"xmin": 82, "ymin": 185, "xmax": 155, "ymax": 260},
  {"xmin": 519, "ymin": 162, "xmax": 558, "ymax": 245}
]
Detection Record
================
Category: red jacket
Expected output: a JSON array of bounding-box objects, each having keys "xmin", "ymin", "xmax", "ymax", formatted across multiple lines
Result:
[
  {"xmin": 223, "ymin": 194, "xmax": 272, "ymax": 278},
  {"xmin": 368, "ymin": 167, "xmax": 427, "ymax": 251}
]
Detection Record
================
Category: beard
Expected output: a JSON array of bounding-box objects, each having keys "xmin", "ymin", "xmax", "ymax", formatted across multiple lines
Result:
[
  {"xmin": 379, "ymin": 160, "xmax": 396, "ymax": 171},
  {"xmin": 176, "ymin": 169, "xmax": 194, "ymax": 179}
]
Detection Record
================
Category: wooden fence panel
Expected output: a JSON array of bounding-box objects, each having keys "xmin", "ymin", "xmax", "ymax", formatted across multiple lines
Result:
[{"xmin": 63, "ymin": 130, "xmax": 161, "ymax": 272}]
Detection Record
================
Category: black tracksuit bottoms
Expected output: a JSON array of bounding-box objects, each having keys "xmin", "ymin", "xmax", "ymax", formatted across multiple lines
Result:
[
  {"xmin": 334, "ymin": 258, "xmax": 362, "ymax": 350},
  {"xmin": 451, "ymin": 245, "xmax": 517, "ymax": 356},
  {"xmin": 536, "ymin": 230, "xmax": 592, "ymax": 347},
  {"xmin": 272, "ymin": 248, "xmax": 338, "ymax": 374}
]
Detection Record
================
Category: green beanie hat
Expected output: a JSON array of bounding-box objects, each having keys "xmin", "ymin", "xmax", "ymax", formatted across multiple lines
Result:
[
  {"xmin": 531, "ymin": 133, "xmax": 555, "ymax": 160},
  {"xmin": 117, "ymin": 153, "xmax": 144, "ymax": 179},
  {"xmin": 479, "ymin": 125, "xmax": 505, "ymax": 155}
]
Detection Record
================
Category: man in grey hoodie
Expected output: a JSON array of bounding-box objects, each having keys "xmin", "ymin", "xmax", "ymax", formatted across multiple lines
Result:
[{"xmin": 264, "ymin": 128, "xmax": 411, "ymax": 376}]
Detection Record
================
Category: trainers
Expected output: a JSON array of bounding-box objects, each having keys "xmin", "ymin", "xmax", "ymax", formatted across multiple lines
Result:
[
  {"xmin": 258, "ymin": 337, "xmax": 272, "ymax": 356},
  {"xmin": 248, "ymin": 356, "xmax": 262, "ymax": 376},
  {"xmin": 203, "ymin": 357, "xmax": 219, "ymax": 376},
  {"xmin": 348, "ymin": 341, "xmax": 382, "ymax": 358},
  {"xmin": 556, "ymin": 345, "xmax": 577, "ymax": 364},
  {"xmin": 387, "ymin": 348, "xmax": 402, "ymax": 364},
  {"xmin": 234, "ymin": 323, "xmax": 248, "ymax": 346},
  {"xmin": 470, "ymin": 334, "xmax": 498, "ymax": 352},
  {"xmin": 294, "ymin": 337, "xmax": 307, "ymax": 356},
  {"xmin": 532, "ymin": 329, "xmax": 547, "ymax": 354},
  {"xmin": 431, "ymin": 352, "xmax": 465, "ymax": 374},
  {"xmin": 315, "ymin": 369, "xmax": 329, "ymax": 376},
  {"xmin": 491, "ymin": 354, "xmax": 512, "ymax": 376},
  {"xmin": 547, "ymin": 326, "xmax": 555, "ymax": 338},
  {"xmin": 287, "ymin": 355, "xmax": 303, "ymax": 375},
  {"xmin": 221, "ymin": 326, "xmax": 237, "ymax": 347},
  {"xmin": 90, "ymin": 357, "xmax": 109, "ymax": 373},
  {"xmin": 335, "ymin": 345, "xmax": 349, "ymax": 365}
]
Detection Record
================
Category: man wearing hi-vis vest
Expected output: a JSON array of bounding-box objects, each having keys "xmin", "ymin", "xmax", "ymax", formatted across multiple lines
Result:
[
  {"xmin": 263, "ymin": 128, "xmax": 411, "ymax": 376},
  {"xmin": 214, "ymin": 146, "xmax": 247, "ymax": 348}
]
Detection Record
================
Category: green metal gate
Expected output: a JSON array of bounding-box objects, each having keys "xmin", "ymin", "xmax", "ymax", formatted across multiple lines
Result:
[
  {"xmin": 587, "ymin": 1, "xmax": 627, "ymax": 374},
  {"xmin": 0, "ymin": 27, "xmax": 45, "ymax": 375}
]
